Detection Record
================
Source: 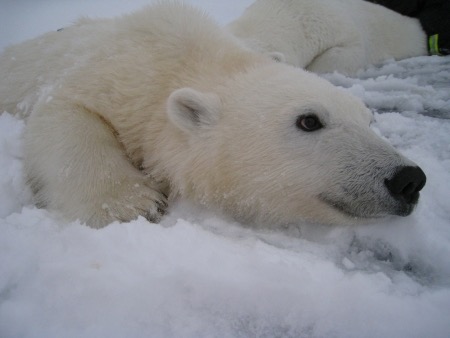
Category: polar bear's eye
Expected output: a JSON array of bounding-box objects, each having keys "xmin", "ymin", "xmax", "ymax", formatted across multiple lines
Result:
[{"xmin": 296, "ymin": 114, "xmax": 323, "ymax": 132}]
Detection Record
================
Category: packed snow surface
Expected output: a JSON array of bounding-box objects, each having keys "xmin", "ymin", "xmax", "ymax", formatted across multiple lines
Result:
[{"xmin": 1, "ymin": 1, "xmax": 449, "ymax": 337}]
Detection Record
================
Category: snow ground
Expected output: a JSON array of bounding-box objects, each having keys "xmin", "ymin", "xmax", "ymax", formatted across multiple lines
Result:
[{"xmin": 1, "ymin": 1, "xmax": 450, "ymax": 337}]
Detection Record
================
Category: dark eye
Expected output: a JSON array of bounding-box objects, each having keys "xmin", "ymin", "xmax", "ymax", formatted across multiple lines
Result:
[{"xmin": 296, "ymin": 114, "xmax": 323, "ymax": 132}]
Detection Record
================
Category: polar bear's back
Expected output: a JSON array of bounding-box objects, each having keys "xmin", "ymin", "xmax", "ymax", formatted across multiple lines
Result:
[
  {"xmin": 0, "ymin": 2, "xmax": 231, "ymax": 118},
  {"xmin": 229, "ymin": 0, "xmax": 427, "ymax": 74},
  {"xmin": 0, "ymin": 17, "xmax": 115, "ymax": 117},
  {"xmin": 308, "ymin": 0, "xmax": 427, "ymax": 71},
  {"xmin": 337, "ymin": 0, "xmax": 427, "ymax": 63}
]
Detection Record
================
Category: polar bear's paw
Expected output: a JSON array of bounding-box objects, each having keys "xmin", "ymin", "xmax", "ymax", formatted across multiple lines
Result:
[{"xmin": 84, "ymin": 178, "xmax": 169, "ymax": 228}]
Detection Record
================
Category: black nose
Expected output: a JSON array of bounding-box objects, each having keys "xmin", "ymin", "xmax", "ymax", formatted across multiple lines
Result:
[{"xmin": 385, "ymin": 166, "xmax": 426, "ymax": 204}]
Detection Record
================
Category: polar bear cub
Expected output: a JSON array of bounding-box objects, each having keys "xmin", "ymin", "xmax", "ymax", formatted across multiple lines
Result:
[
  {"xmin": 0, "ymin": 3, "xmax": 426, "ymax": 227},
  {"xmin": 228, "ymin": 0, "xmax": 428, "ymax": 75}
]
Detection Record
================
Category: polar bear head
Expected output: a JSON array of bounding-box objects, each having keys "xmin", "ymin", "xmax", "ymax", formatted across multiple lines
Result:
[{"xmin": 164, "ymin": 63, "xmax": 426, "ymax": 226}]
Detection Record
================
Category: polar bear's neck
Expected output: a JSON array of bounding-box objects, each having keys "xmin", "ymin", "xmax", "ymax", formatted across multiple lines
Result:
[
  {"xmin": 61, "ymin": 3, "xmax": 268, "ymax": 171},
  {"xmin": 103, "ymin": 4, "xmax": 271, "ymax": 178}
]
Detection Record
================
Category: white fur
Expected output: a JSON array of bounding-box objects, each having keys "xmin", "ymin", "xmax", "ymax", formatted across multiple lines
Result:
[
  {"xmin": 228, "ymin": 0, "xmax": 428, "ymax": 75},
  {"xmin": 0, "ymin": 3, "xmax": 421, "ymax": 227}
]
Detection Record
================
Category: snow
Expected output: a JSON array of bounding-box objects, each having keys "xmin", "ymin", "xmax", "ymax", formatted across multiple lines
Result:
[{"xmin": 1, "ymin": 1, "xmax": 450, "ymax": 337}]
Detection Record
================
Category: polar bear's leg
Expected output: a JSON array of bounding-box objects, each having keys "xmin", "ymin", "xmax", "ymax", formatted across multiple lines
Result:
[
  {"xmin": 306, "ymin": 45, "xmax": 365, "ymax": 75},
  {"xmin": 24, "ymin": 103, "xmax": 168, "ymax": 227}
]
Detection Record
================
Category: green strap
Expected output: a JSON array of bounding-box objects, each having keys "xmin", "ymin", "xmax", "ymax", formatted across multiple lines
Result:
[{"xmin": 429, "ymin": 34, "xmax": 442, "ymax": 56}]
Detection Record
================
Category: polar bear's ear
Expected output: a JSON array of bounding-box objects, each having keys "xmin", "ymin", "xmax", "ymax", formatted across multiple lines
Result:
[
  {"xmin": 267, "ymin": 51, "xmax": 286, "ymax": 63},
  {"xmin": 167, "ymin": 88, "xmax": 221, "ymax": 134}
]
